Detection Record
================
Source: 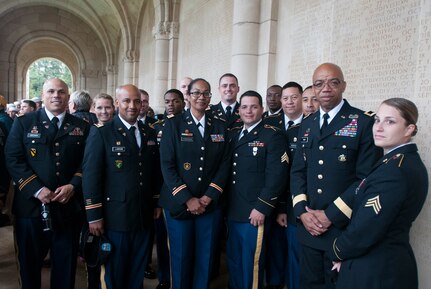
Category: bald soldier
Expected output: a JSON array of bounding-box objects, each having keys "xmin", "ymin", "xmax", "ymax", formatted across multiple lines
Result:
[
  {"xmin": 5, "ymin": 78, "xmax": 90, "ymax": 289},
  {"xmin": 290, "ymin": 63, "xmax": 381, "ymax": 289},
  {"xmin": 82, "ymin": 84, "xmax": 161, "ymax": 289}
]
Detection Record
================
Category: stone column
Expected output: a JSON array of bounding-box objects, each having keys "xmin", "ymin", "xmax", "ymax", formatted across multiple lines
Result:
[
  {"xmin": 106, "ymin": 65, "xmax": 117, "ymax": 96},
  {"xmin": 231, "ymin": 0, "xmax": 260, "ymax": 91},
  {"xmin": 152, "ymin": 22, "xmax": 171, "ymax": 110},
  {"xmin": 123, "ymin": 49, "xmax": 139, "ymax": 85}
]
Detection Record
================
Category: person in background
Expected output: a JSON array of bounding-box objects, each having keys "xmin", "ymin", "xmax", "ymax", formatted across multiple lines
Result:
[
  {"xmin": 20, "ymin": 100, "xmax": 36, "ymax": 115},
  {"xmin": 302, "ymin": 85, "xmax": 319, "ymax": 116},
  {"xmin": 7, "ymin": 104, "xmax": 19, "ymax": 119},
  {"xmin": 324, "ymin": 98, "xmax": 428, "ymax": 289},
  {"xmin": 5, "ymin": 78, "xmax": 90, "ymax": 289},
  {"xmin": 138, "ymin": 89, "xmax": 156, "ymax": 126},
  {"xmin": 263, "ymin": 85, "xmax": 283, "ymax": 118},
  {"xmin": 179, "ymin": 77, "xmax": 192, "ymax": 111},
  {"xmin": 0, "ymin": 95, "xmax": 13, "ymax": 134},
  {"xmin": 68, "ymin": 90, "xmax": 98, "ymax": 125},
  {"xmin": 264, "ymin": 81, "xmax": 304, "ymax": 289},
  {"xmin": 93, "ymin": 93, "xmax": 115, "ymax": 124},
  {"xmin": 31, "ymin": 97, "xmax": 43, "ymax": 110},
  {"xmin": 152, "ymin": 88, "xmax": 185, "ymax": 289}
]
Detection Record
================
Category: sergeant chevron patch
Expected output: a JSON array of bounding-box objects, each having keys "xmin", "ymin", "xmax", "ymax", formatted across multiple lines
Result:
[
  {"xmin": 365, "ymin": 195, "xmax": 381, "ymax": 215},
  {"xmin": 281, "ymin": 152, "xmax": 289, "ymax": 163}
]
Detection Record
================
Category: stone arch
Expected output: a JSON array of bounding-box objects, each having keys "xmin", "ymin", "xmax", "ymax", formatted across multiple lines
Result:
[{"xmin": 9, "ymin": 31, "xmax": 86, "ymax": 100}]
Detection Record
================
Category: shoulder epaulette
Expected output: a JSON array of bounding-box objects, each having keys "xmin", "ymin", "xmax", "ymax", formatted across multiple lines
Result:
[
  {"xmin": 167, "ymin": 114, "xmax": 175, "ymax": 119},
  {"xmin": 228, "ymin": 126, "xmax": 242, "ymax": 132},
  {"xmin": 153, "ymin": 119, "xmax": 165, "ymax": 125},
  {"xmin": 264, "ymin": 124, "xmax": 277, "ymax": 131},
  {"xmin": 265, "ymin": 113, "xmax": 280, "ymax": 118},
  {"xmin": 303, "ymin": 113, "xmax": 314, "ymax": 119},
  {"xmin": 94, "ymin": 123, "xmax": 104, "ymax": 128},
  {"xmin": 383, "ymin": 153, "xmax": 405, "ymax": 168},
  {"xmin": 212, "ymin": 115, "xmax": 226, "ymax": 122},
  {"xmin": 364, "ymin": 111, "xmax": 375, "ymax": 117}
]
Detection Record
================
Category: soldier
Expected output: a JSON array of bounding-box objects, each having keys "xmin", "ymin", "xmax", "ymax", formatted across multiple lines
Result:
[
  {"xmin": 82, "ymin": 84, "xmax": 161, "ymax": 289},
  {"xmin": 159, "ymin": 78, "xmax": 230, "ymax": 289},
  {"xmin": 302, "ymin": 85, "xmax": 319, "ymax": 116},
  {"xmin": 92, "ymin": 93, "xmax": 115, "ymax": 124},
  {"xmin": 20, "ymin": 100, "xmax": 37, "ymax": 115},
  {"xmin": 226, "ymin": 90, "xmax": 289, "ymax": 289},
  {"xmin": 262, "ymin": 85, "xmax": 283, "ymax": 118},
  {"xmin": 264, "ymin": 81, "xmax": 304, "ymax": 289},
  {"xmin": 151, "ymin": 88, "xmax": 185, "ymax": 289},
  {"xmin": 5, "ymin": 78, "xmax": 90, "ymax": 289},
  {"xmin": 138, "ymin": 89, "xmax": 157, "ymax": 125},
  {"xmin": 290, "ymin": 63, "xmax": 382, "ymax": 289},
  {"xmin": 328, "ymin": 98, "xmax": 427, "ymax": 289},
  {"xmin": 210, "ymin": 73, "xmax": 242, "ymax": 129}
]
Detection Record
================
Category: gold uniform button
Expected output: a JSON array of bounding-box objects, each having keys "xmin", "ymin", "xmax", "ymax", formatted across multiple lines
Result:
[
  {"xmin": 233, "ymin": 162, "xmax": 237, "ymax": 166},
  {"xmin": 233, "ymin": 171, "xmax": 236, "ymax": 175},
  {"xmin": 318, "ymin": 174, "xmax": 323, "ymax": 179},
  {"xmin": 107, "ymin": 197, "xmax": 110, "ymax": 201},
  {"xmin": 232, "ymin": 180, "xmax": 236, "ymax": 184},
  {"xmin": 201, "ymin": 147, "xmax": 205, "ymax": 151},
  {"xmin": 32, "ymin": 140, "xmax": 35, "ymax": 143},
  {"xmin": 56, "ymin": 172, "xmax": 60, "ymax": 176},
  {"xmin": 55, "ymin": 143, "xmax": 60, "ymax": 146},
  {"xmin": 198, "ymin": 177, "xmax": 202, "ymax": 181},
  {"xmin": 56, "ymin": 162, "xmax": 60, "ymax": 166},
  {"xmin": 117, "ymin": 153, "xmax": 121, "ymax": 156},
  {"xmin": 139, "ymin": 172, "xmax": 143, "ymax": 176},
  {"xmin": 319, "ymin": 145, "xmax": 324, "ymax": 151},
  {"xmin": 317, "ymin": 189, "xmax": 323, "ymax": 194},
  {"xmin": 342, "ymin": 145, "xmax": 347, "ymax": 149},
  {"xmin": 139, "ymin": 162, "xmax": 142, "ymax": 166},
  {"xmin": 318, "ymin": 160, "xmax": 324, "ymax": 165},
  {"xmin": 200, "ymin": 157, "xmax": 204, "ymax": 161},
  {"xmin": 140, "ymin": 182, "xmax": 143, "ymax": 186},
  {"xmin": 234, "ymin": 153, "xmax": 238, "ymax": 157},
  {"xmin": 55, "ymin": 152, "xmax": 60, "ymax": 156},
  {"xmin": 199, "ymin": 167, "xmax": 203, "ymax": 171}
]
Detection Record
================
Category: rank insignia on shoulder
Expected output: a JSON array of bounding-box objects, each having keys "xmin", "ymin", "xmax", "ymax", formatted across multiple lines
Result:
[
  {"xmin": 184, "ymin": 162, "xmax": 191, "ymax": 170},
  {"xmin": 264, "ymin": 124, "xmax": 277, "ymax": 131},
  {"xmin": 365, "ymin": 195, "xmax": 381, "ymax": 215},
  {"xmin": 94, "ymin": 123, "xmax": 104, "ymax": 128},
  {"xmin": 167, "ymin": 114, "xmax": 175, "ymax": 118},
  {"xmin": 364, "ymin": 111, "xmax": 375, "ymax": 117}
]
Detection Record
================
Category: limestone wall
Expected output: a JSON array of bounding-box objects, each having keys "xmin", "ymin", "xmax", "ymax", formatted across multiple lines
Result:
[{"xmin": 275, "ymin": 1, "xmax": 431, "ymax": 288}]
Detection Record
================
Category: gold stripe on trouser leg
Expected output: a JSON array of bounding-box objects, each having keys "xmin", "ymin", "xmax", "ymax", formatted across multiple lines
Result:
[
  {"xmin": 101, "ymin": 265, "xmax": 107, "ymax": 289},
  {"xmin": 252, "ymin": 224, "xmax": 264, "ymax": 289},
  {"xmin": 162, "ymin": 209, "xmax": 173, "ymax": 288}
]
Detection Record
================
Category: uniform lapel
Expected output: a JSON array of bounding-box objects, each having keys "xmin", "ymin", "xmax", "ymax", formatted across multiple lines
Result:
[
  {"xmin": 138, "ymin": 121, "xmax": 147, "ymax": 150},
  {"xmin": 320, "ymin": 102, "xmax": 352, "ymax": 139},
  {"xmin": 235, "ymin": 122, "xmax": 261, "ymax": 148},
  {"xmin": 114, "ymin": 116, "xmax": 131, "ymax": 146},
  {"xmin": 184, "ymin": 111, "xmax": 203, "ymax": 143},
  {"xmin": 55, "ymin": 114, "xmax": 75, "ymax": 139}
]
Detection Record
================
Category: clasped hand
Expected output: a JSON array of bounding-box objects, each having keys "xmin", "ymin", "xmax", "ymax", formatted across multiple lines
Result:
[{"xmin": 300, "ymin": 206, "xmax": 332, "ymax": 236}]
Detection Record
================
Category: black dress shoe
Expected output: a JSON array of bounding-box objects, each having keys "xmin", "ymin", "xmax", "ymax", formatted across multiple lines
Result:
[
  {"xmin": 144, "ymin": 267, "xmax": 156, "ymax": 279},
  {"xmin": 155, "ymin": 282, "xmax": 170, "ymax": 289}
]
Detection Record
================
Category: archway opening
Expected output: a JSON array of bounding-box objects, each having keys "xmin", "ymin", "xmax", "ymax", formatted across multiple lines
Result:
[{"xmin": 26, "ymin": 58, "xmax": 73, "ymax": 99}]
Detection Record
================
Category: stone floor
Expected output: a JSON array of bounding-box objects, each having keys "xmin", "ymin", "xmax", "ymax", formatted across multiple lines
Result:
[{"xmin": 0, "ymin": 224, "xmax": 230, "ymax": 289}]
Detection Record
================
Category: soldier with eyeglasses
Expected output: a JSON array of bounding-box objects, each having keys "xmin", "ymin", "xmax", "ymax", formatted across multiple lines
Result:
[{"xmin": 290, "ymin": 63, "xmax": 382, "ymax": 289}]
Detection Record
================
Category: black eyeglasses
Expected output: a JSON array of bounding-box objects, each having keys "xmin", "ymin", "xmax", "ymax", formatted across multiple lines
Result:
[
  {"xmin": 190, "ymin": 91, "xmax": 212, "ymax": 98},
  {"xmin": 313, "ymin": 78, "xmax": 344, "ymax": 90}
]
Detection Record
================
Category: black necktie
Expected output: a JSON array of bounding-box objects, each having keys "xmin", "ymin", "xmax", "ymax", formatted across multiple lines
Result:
[
  {"xmin": 197, "ymin": 122, "xmax": 204, "ymax": 137},
  {"xmin": 287, "ymin": 120, "xmax": 294, "ymax": 130},
  {"xmin": 321, "ymin": 113, "xmax": 330, "ymax": 134},
  {"xmin": 51, "ymin": 117, "xmax": 59, "ymax": 134},
  {"xmin": 129, "ymin": 126, "xmax": 138, "ymax": 147},
  {"xmin": 226, "ymin": 106, "xmax": 232, "ymax": 120},
  {"xmin": 240, "ymin": 129, "xmax": 248, "ymax": 140}
]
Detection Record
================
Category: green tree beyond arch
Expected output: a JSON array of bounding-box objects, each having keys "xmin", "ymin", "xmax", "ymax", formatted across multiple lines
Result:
[{"xmin": 28, "ymin": 58, "xmax": 73, "ymax": 98}]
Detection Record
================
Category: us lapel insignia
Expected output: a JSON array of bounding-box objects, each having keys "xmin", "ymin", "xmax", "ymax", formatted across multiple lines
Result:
[
  {"xmin": 365, "ymin": 195, "xmax": 381, "ymax": 215},
  {"xmin": 115, "ymin": 160, "xmax": 123, "ymax": 169},
  {"xmin": 30, "ymin": 148, "xmax": 37, "ymax": 157},
  {"xmin": 184, "ymin": 162, "xmax": 191, "ymax": 170}
]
